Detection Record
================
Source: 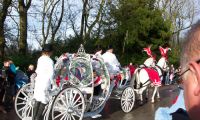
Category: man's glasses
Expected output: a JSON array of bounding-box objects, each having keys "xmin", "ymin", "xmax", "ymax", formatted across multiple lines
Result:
[{"xmin": 173, "ymin": 59, "xmax": 200, "ymax": 85}]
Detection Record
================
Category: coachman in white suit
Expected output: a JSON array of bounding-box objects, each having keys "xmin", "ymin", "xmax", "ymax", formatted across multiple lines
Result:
[
  {"xmin": 33, "ymin": 44, "xmax": 54, "ymax": 120},
  {"xmin": 102, "ymin": 45, "xmax": 121, "ymax": 75}
]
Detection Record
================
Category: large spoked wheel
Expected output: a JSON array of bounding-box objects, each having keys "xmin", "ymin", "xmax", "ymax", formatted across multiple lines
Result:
[
  {"xmin": 15, "ymin": 83, "xmax": 34, "ymax": 119},
  {"xmin": 51, "ymin": 87, "xmax": 85, "ymax": 120},
  {"xmin": 121, "ymin": 87, "xmax": 135, "ymax": 113}
]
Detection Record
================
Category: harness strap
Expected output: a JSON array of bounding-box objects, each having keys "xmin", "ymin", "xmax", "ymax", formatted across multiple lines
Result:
[
  {"xmin": 135, "ymin": 68, "xmax": 150, "ymax": 89},
  {"xmin": 137, "ymin": 79, "xmax": 150, "ymax": 89},
  {"xmin": 142, "ymin": 79, "xmax": 150, "ymax": 86},
  {"xmin": 155, "ymin": 65, "xmax": 164, "ymax": 75},
  {"xmin": 142, "ymin": 64, "xmax": 148, "ymax": 68},
  {"xmin": 137, "ymin": 66, "xmax": 162, "ymax": 89}
]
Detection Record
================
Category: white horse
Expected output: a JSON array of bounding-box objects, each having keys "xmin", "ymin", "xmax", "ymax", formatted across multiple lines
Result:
[
  {"xmin": 131, "ymin": 57, "xmax": 155, "ymax": 103},
  {"xmin": 133, "ymin": 57, "xmax": 167, "ymax": 103},
  {"xmin": 133, "ymin": 47, "xmax": 170, "ymax": 104},
  {"xmin": 132, "ymin": 46, "xmax": 156, "ymax": 87}
]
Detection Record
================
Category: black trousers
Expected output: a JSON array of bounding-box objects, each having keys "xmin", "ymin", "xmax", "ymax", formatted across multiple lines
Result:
[
  {"xmin": 3, "ymin": 84, "xmax": 15, "ymax": 111},
  {"xmin": 33, "ymin": 101, "xmax": 46, "ymax": 120}
]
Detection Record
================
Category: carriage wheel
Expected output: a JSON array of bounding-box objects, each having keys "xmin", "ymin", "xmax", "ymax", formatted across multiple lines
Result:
[
  {"xmin": 121, "ymin": 87, "xmax": 135, "ymax": 113},
  {"xmin": 15, "ymin": 83, "xmax": 34, "ymax": 119},
  {"xmin": 51, "ymin": 87, "xmax": 85, "ymax": 120}
]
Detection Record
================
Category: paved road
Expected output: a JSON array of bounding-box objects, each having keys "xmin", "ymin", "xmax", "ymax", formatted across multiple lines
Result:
[{"xmin": 0, "ymin": 85, "xmax": 179, "ymax": 120}]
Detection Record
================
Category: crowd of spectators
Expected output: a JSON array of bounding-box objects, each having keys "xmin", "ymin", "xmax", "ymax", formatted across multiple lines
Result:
[{"xmin": 0, "ymin": 59, "xmax": 35, "ymax": 113}]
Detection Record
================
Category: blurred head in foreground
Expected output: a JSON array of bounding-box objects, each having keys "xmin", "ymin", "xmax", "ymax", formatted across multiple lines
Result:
[{"xmin": 180, "ymin": 20, "xmax": 200, "ymax": 120}]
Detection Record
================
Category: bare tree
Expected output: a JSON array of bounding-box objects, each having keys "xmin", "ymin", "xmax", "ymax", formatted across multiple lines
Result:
[
  {"xmin": 42, "ymin": 0, "xmax": 65, "ymax": 46},
  {"xmin": 156, "ymin": 0, "xmax": 196, "ymax": 44},
  {"xmin": 0, "ymin": 0, "xmax": 12, "ymax": 60},
  {"xmin": 18, "ymin": 0, "xmax": 32, "ymax": 54},
  {"xmin": 79, "ymin": 0, "xmax": 88, "ymax": 42},
  {"xmin": 66, "ymin": 0, "xmax": 82, "ymax": 38},
  {"xmin": 85, "ymin": 0, "xmax": 105, "ymax": 41},
  {"xmin": 92, "ymin": 0, "xmax": 118, "ymax": 40},
  {"xmin": 83, "ymin": 0, "xmax": 106, "ymax": 43},
  {"xmin": 66, "ymin": 0, "xmax": 106, "ymax": 44}
]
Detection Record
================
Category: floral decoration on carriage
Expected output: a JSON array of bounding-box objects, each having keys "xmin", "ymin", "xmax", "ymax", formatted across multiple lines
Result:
[{"xmin": 69, "ymin": 44, "xmax": 93, "ymax": 87}]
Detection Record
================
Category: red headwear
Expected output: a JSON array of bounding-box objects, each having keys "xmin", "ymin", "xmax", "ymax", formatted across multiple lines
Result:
[
  {"xmin": 143, "ymin": 46, "xmax": 152, "ymax": 57},
  {"xmin": 159, "ymin": 46, "xmax": 171, "ymax": 59}
]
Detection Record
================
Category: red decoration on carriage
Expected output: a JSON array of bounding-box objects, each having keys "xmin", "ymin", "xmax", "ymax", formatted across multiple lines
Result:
[
  {"xmin": 94, "ymin": 76, "xmax": 102, "ymax": 87},
  {"xmin": 55, "ymin": 75, "xmax": 69, "ymax": 86},
  {"xmin": 129, "ymin": 64, "xmax": 135, "ymax": 77}
]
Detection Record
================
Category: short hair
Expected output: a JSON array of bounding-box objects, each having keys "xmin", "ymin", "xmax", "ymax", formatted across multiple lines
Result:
[
  {"xmin": 3, "ymin": 58, "xmax": 12, "ymax": 63},
  {"xmin": 107, "ymin": 45, "xmax": 113, "ymax": 50},
  {"xmin": 95, "ymin": 45, "xmax": 102, "ymax": 52},
  {"xmin": 180, "ymin": 20, "xmax": 200, "ymax": 67},
  {"xmin": 42, "ymin": 44, "xmax": 53, "ymax": 52}
]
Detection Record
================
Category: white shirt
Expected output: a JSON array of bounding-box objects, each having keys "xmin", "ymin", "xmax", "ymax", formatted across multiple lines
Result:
[
  {"xmin": 34, "ymin": 55, "xmax": 54, "ymax": 104},
  {"xmin": 92, "ymin": 51, "xmax": 102, "ymax": 75},
  {"xmin": 102, "ymin": 51, "xmax": 121, "ymax": 74}
]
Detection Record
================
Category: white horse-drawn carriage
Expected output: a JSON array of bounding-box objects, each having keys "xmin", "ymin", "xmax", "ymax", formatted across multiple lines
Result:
[{"xmin": 14, "ymin": 45, "xmax": 135, "ymax": 120}]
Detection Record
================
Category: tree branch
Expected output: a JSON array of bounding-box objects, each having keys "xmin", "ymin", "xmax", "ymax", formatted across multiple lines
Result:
[{"xmin": 85, "ymin": 0, "xmax": 105, "ymax": 40}]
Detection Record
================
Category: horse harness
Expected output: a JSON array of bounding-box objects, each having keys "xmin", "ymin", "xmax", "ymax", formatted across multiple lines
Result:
[{"xmin": 135, "ymin": 65, "xmax": 164, "ymax": 89}]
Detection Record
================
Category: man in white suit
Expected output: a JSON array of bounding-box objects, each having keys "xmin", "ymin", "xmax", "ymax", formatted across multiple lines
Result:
[
  {"xmin": 33, "ymin": 44, "xmax": 54, "ymax": 120},
  {"xmin": 102, "ymin": 45, "xmax": 121, "ymax": 75}
]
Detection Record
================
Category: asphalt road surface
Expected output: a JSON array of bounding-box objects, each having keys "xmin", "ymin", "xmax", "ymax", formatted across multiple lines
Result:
[{"xmin": 0, "ymin": 85, "xmax": 179, "ymax": 120}]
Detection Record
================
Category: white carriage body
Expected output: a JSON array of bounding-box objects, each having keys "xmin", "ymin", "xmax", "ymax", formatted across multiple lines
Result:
[{"xmin": 15, "ymin": 44, "xmax": 135, "ymax": 120}]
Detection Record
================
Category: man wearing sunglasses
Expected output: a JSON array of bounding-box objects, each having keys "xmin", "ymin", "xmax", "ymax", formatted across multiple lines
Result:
[{"xmin": 179, "ymin": 20, "xmax": 200, "ymax": 120}]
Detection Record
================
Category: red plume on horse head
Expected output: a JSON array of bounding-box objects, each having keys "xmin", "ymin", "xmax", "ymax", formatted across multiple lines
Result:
[
  {"xmin": 159, "ymin": 46, "xmax": 171, "ymax": 59},
  {"xmin": 143, "ymin": 45, "xmax": 152, "ymax": 57}
]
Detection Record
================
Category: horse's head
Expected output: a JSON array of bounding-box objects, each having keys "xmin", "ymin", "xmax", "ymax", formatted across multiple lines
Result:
[
  {"xmin": 144, "ymin": 57, "xmax": 155, "ymax": 67},
  {"xmin": 143, "ymin": 46, "xmax": 157, "ymax": 67},
  {"xmin": 157, "ymin": 57, "xmax": 168, "ymax": 71},
  {"xmin": 158, "ymin": 46, "xmax": 171, "ymax": 71}
]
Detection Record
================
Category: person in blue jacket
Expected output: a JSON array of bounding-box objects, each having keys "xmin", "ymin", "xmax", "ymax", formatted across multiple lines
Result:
[
  {"xmin": 155, "ymin": 89, "xmax": 188, "ymax": 120},
  {"xmin": 2, "ymin": 58, "xmax": 16, "ymax": 112}
]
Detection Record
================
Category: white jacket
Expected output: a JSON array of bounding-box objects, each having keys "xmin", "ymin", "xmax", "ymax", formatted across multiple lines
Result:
[
  {"xmin": 33, "ymin": 55, "xmax": 54, "ymax": 104},
  {"xmin": 102, "ymin": 51, "xmax": 121, "ymax": 74}
]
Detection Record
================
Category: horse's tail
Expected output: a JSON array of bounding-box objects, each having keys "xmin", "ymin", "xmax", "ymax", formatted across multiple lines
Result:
[
  {"xmin": 130, "ymin": 68, "xmax": 140, "ymax": 88},
  {"xmin": 130, "ymin": 68, "xmax": 136, "ymax": 87},
  {"xmin": 136, "ymin": 68, "xmax": 141, "ymax": 89}
]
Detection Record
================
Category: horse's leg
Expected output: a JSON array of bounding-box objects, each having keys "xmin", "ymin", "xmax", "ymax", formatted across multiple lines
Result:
[
  {"xmin": 136, "ymin": 88, "xmax": 143, "ymax": 105},
  {"xmin": 145, "ymin": 87, "xmax": 149, "ymax": 101},
  {"xmin": 139, "ymin": 87, "xmax": 147, "ymax": 105},
  {"xmin": 156, "ymin": 86, "xmax": 160, "ymax": 99},
  {"xmin": 151, "ymin": 86, "xmax": 157, "ymax": 103},
  {"xmin": 139, "ymin": 90, "xmax": 143, "ymax": 105}
]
